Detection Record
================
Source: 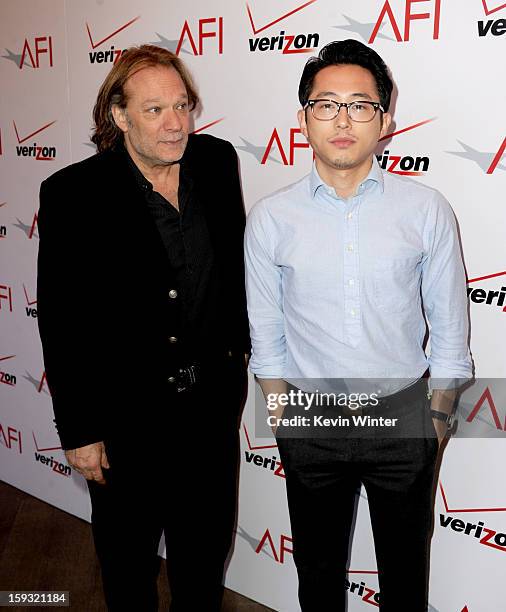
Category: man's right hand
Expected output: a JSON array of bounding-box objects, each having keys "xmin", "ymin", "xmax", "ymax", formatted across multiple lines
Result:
[
  {"xmin": 65, "ymin": 441, "xmax": 110, "ymax": 485},
  {"xmin": 257, "ymin": 378, "xmax": 288, "ymax": 435}
]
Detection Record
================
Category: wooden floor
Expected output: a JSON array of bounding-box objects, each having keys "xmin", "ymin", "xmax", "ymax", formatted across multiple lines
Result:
[{"xmin": 0, "ymin": 481, "xmax": 275, "ymax": 612}]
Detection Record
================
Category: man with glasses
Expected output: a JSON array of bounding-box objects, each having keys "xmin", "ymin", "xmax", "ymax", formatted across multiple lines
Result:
[{"xmin": 245, "ymin": 40, "xmax": 471, "ymax": 610}]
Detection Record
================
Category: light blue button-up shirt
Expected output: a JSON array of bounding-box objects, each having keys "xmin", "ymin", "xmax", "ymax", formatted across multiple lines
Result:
[{"xmin": 245, "ymin": 158, "xmax": 473, "ymax": 393}]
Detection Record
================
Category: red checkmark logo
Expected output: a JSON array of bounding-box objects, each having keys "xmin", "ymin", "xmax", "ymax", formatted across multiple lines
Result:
[
  {"xmin": 191, "ymin": 118, "xmax": 225, "ymax": 135},
  {"xmin": 379, "ymin": 117, "xmax": 437, "ymax": 142},
  {"xmin": 23, "ymin": 284, "xmax": 37, "ymax": 306},
  {"xmin": 32, "ymin": 431, "xmax": 61, "ymax": 452},
  {"xmin": 243, "ymin": 424, "xmax": 277, "ymax": 450},
  {"xmin": 440, "ymin": 482, "xmax": 506, "ymax": 513},
  {"xmin": 482, "ymin": 0, "xmax": 506, "ymax": 16},
  {"xmin": 467, "ymin": 271, "xmax": 506, "ymax": 284},
  {"xmin": 246, "ymin": 0, "xmax": 318, "ymax": 35},
  {"xmin": 86, "ymin": 16, "xmax": 140, "ymax": 49},
  {"xmin": 13, "ymin": 120, "xmax": 56, "ymax": 145}
]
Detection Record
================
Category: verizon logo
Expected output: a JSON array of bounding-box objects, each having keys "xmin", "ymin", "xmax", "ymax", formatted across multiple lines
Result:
[{"xmin": 34, "ymin": 452, "xmax": 71, "ymax": 477}]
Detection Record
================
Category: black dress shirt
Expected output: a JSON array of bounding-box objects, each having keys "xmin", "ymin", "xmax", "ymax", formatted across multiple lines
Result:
[{"xmin": 124, "ymin": 148, "xmax": 220, "ymax": 362}]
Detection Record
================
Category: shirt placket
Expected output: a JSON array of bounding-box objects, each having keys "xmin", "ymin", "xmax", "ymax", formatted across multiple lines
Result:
[{"xmin": 343, "ymin": 193, "xmax": 361, "ymax": 346}]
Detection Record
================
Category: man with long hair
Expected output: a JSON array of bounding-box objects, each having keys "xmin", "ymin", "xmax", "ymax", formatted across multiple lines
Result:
[{"xmin": 37, "ymin": 45, "xmax": 250, "ymax": 611}]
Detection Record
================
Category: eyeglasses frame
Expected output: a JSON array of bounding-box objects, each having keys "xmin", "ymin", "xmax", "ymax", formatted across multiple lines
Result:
[{"xmin": 304, "ymin": 99, "xmax": 385, "ymax": 123}]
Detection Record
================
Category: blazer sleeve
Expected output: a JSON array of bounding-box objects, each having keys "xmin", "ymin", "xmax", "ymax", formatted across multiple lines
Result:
[{"xmin": 37, "ymin": 173, "xmax": 107, "ymax": 450}]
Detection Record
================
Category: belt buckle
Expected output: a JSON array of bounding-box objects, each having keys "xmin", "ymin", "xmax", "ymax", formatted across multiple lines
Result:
[{"xmin": 176, "ymin": 365, "xmax": 197, "ymax": 393}]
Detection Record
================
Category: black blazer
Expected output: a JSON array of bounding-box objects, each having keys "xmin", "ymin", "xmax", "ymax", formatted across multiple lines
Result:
[{"xmin": 37, "ymin": 134, "xmax": 250, "ymax": 450}]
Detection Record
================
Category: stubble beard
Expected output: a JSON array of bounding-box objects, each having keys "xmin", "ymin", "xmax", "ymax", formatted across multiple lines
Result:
[{"xmin": 332, "ymin": 157, "xmax": 357, "ymax": 170}]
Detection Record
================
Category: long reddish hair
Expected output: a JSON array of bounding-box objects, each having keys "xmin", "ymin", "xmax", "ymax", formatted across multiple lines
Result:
[{"xmin": 91, "ymin": 45, "xmax": 199, "ymax": 152}]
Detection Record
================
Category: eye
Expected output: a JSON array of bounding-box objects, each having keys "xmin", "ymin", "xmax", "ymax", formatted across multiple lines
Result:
[
  {"xmin": 314, "ymin": 100, "xmax": 336, "ymax": 112},
  {"xmin": 351, "ymin": 103, "xmax": 367, "ymax": 113},
  {"xmin": 176, "ymin": 101, "xmax": 189, "ymax": 112},
  {"xmin": 147, "ymin": 106, "xmax": 161, "ymax": 114}
]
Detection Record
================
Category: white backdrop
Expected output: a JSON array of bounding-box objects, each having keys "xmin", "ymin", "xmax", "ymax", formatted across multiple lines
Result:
[{"xmin": 1, "ymin": 1, "xmax": 505, "ymax": 610}]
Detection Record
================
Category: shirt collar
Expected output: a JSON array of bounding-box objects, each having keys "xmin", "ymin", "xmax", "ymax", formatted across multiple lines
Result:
[
  {"xmin": 309, "ymin": 155, "xmax": 384, "ymax": 199},
  {"xmin": 120, "ymin": 144, "xmax": 191, "ymax": 193}
]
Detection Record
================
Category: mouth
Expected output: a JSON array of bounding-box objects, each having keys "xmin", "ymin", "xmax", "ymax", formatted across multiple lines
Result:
[
  {"xmin": 329, "ymin": 136, "xmax": 356, "ymax": 149},
  {"xmin": 160, "ymin": 137, "xmax": 184, "ymax": 146}
]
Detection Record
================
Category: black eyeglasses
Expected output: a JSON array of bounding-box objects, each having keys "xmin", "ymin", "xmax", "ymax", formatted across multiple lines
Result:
[{"xmin": 305, "ymin": 99, "xmax": 384, "ymax": 123}]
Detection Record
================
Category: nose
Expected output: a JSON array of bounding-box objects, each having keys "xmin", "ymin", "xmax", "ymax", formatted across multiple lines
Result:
[
  {"xmin": 335, "ymin": 105, "xmax": 351, "ymax": 129},
  {"xmin": 162, "ymin": 109, "xmax": 183, "ymax": 132}
]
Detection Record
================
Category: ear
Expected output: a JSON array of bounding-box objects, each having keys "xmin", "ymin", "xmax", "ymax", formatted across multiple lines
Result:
[
  {"xmin": 111, "ymin": 105, "xmax": 129, "ymax": 134},
  {"xmin": 298, "ymin": 108, "xmax": 309, "ymax": 140},
  {"xmin": 379, "ymin": 111, "xmax": 392, "ymax": 140}
]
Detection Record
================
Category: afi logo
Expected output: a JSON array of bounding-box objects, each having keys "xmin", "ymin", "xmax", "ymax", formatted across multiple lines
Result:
[
  {"xmin": 37, "ymin": 371, "xmax": 50, "ymax": 394},
  {"xmin": 0, "ymin": 423, "xmax": 22, "ymax": 453},
  {"xmin": 176, "ymin": 17, "xmax": 224, "ymax": 55},
  {"xmin": 261, "ymin": 127, "xmax": 311, "ymax": 165},
  {"xmin": 13, "ymin": 213, "xmax": 39, "ymax": 240},
  {"xmin": 19, "ymin": 36, "xmax": 54, "ymax": 69},
  {"xmin": 447, "ymin": 137, "xmax": 506, "ymax": 174},
  {"xmin": 370, "ymin": 0, "xmax": 441, "ymax": 43},
  {"xmin": 0, "ymin": 285, "xmax": 13, "ymax": 312},
  {"xmin": 255, "ymin": 528, "xmax": 293, "ymax": 563},
  {"xmin": 467, "ymin": 387, "xmax": 506, "ymax": 431},
  {"xmin": 86, "ymin": 16, "xmax": 140, "ymax": 64},
  {"xmin": 28, "ymin": 212, "xmax": 38, "ymax": 239}
]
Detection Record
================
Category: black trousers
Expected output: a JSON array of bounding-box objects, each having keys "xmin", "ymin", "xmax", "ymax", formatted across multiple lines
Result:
[
  {"xmin": 276, "ymin": 380, "xmax": 439, "ymax": 612},
  {"xmin": 87, "ymin": 356, "xmax": 246, "ymax": 611}
]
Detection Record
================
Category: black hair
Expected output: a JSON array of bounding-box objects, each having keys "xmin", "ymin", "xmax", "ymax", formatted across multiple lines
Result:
[{"xmin": 298, "ymin": 39, "xmax": 393, "ymax": 111}]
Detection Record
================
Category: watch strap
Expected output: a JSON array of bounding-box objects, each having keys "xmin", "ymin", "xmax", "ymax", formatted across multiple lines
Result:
[{"xmin": 430, "ymin": 409, "xmax": 455, "ymax": 428}]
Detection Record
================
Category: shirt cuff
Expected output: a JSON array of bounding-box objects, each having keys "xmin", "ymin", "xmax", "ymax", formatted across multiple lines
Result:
[{"xmin": 428, "ymin": 376, "xmax": 473, "ymax": 392}]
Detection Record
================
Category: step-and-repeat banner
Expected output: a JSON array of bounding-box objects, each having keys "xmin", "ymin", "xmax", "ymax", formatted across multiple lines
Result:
[{"xmin": 1, "ymin": 1, "xmax": 505, "ymax": 610}]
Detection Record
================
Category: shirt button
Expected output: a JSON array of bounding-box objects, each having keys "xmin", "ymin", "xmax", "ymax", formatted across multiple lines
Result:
[
  {"xmin": 347, "ymin": 213, "xmax": 353, "ymax": 220},
  {"xmin": 347, "ymin": 244, "xmax": 354, "ymax": 252},
  {"xmin": 350, "ymin": 309, "xmax": 356, "ymax": 316},
  {"xmin": 168, "ymin": 376, "xmax": 176, "ymax": 383},
  {"xmin": 169, "ymin": 289, "xmax": 178, "ymax": 299},
  {"xmin": 169, "ymin": 336, "xmax": 178, "ymax": 344},
  {"xmin": 348, "ymin": 279, "xmax": 355, "ymax": 286}
]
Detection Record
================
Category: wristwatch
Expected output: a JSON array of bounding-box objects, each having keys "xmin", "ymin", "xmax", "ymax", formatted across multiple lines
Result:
[{"xmin": 430, "ymin": 409, "xmax": 455, "ymax": 429}]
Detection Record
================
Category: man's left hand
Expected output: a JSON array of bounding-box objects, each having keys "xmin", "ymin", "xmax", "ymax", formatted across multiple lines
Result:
[{"xmin": 430, "ymin": 388, "xmax": 457, "ymax": 448}]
